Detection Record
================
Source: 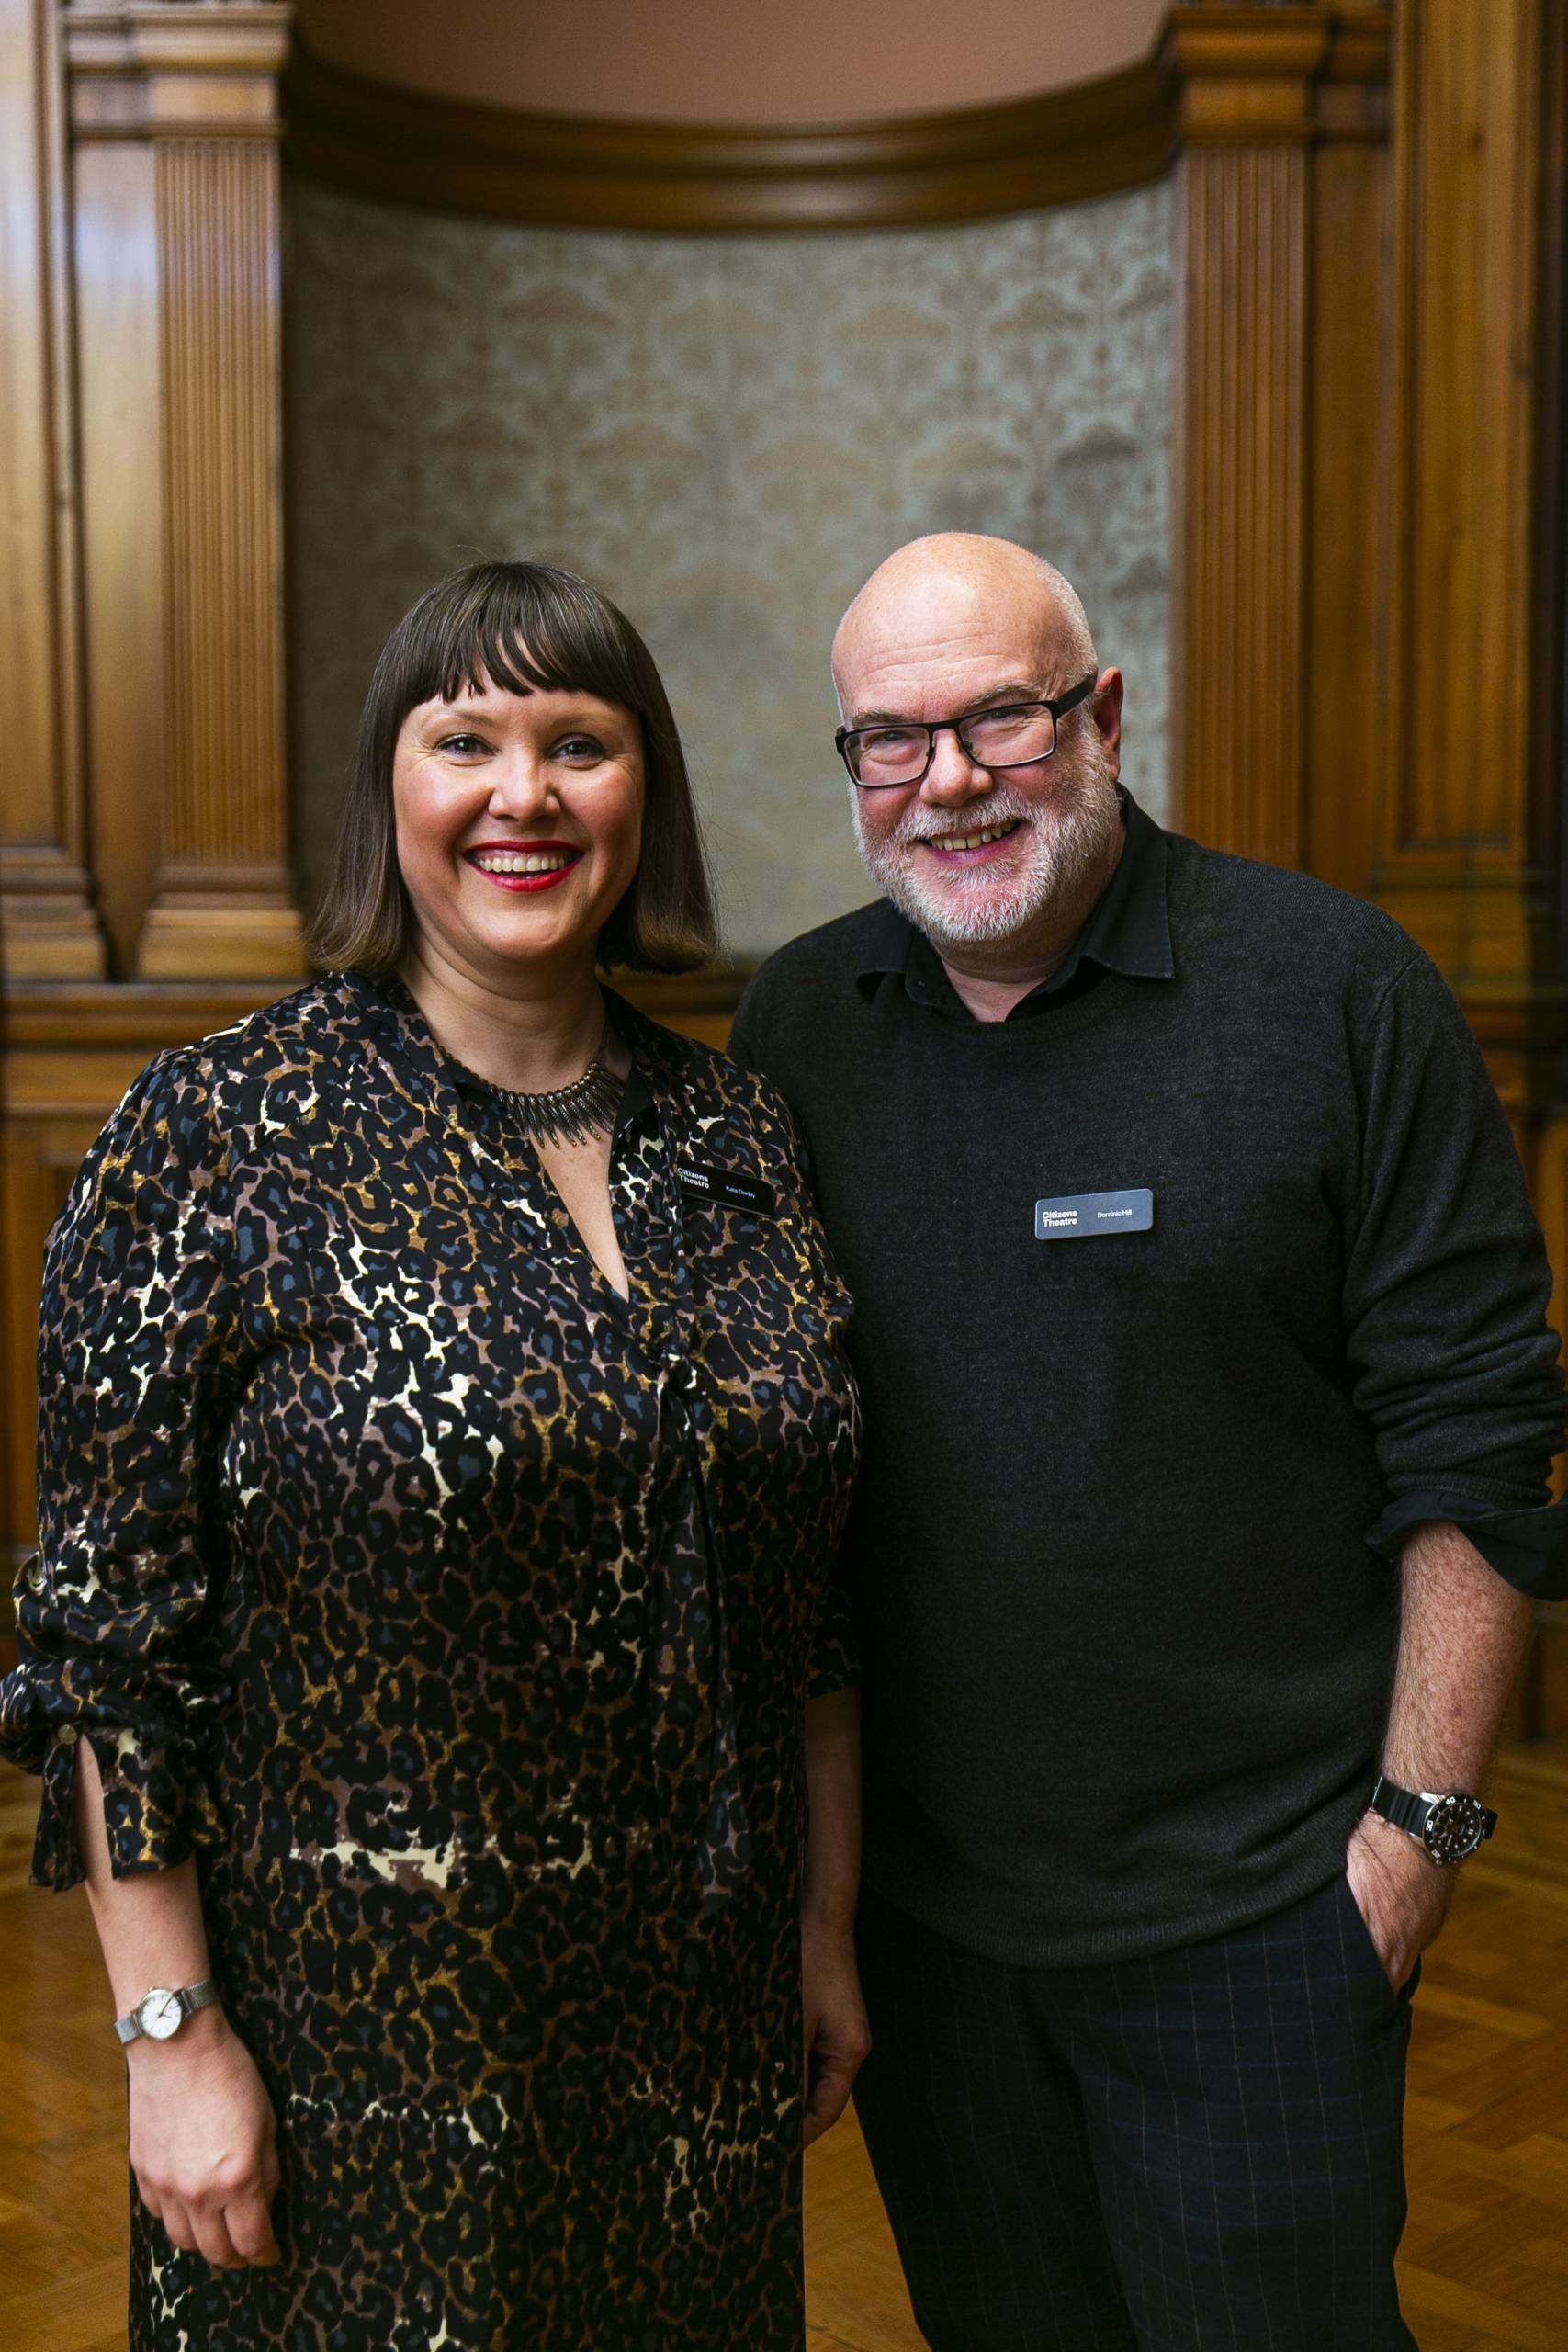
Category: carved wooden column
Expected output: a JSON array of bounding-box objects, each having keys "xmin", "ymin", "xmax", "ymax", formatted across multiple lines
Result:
[
  {"xmin": 1168, "ymin": 4, "xmax": 1332, "ymax": 867},
  {"xmin": 64, "ymin": 0, "xmax": 304, "ymax": 979},
  {"xmin": 1168, "ymin": 5, "xmax": 1396, "ymax": 888},
  {"xmin": 0, "ymin": 0, "xmax": 105, "ymax": 978},
  {"xmin": 1374, "ymin": 0, "xmax": 1558, "ymax": 997}
]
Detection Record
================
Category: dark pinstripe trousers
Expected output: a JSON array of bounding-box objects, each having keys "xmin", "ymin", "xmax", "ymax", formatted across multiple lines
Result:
[{"xmin": 853, "ymin": 1875, "xmax": 1421, "ymax": 2352}]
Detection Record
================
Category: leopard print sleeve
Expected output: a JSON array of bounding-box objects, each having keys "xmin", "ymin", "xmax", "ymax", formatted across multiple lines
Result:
[
  {"xmin": 0, "ymin": 1047, "xmax": 238, "ymax": 1889},
  {"xmin": 807, "ymin": 1553, "xmax": 859, "ymax": 1701},
  {"xmin": 743, "ymin": 1069, "xmax": 861, "ymax": 1704}
]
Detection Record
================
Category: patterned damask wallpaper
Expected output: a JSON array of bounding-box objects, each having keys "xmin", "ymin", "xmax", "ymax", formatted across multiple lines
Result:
[{"xmin": 284, "ymin": 181, "xmax": 1172, "ymax": 957}]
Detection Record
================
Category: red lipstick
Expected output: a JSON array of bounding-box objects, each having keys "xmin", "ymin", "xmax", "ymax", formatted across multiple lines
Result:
[{"xmin": 463, "ymin": 841, "xmax": 585, "ymax": 895}]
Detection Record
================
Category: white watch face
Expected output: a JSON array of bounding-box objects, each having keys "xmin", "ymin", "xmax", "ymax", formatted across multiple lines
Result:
[{"xmin": 138, "ymin": 1988, "xmax": 184, "ymax": 2041}]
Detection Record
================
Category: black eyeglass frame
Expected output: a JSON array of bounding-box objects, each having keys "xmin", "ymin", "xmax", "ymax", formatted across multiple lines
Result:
[{"xmin": 835, "ymin": 673, "xmax": 1100, "ymax": 790}]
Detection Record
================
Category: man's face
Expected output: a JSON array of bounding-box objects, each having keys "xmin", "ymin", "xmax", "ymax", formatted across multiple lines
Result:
[{"xmin": 836, "ymin": 579, "xmax": 1123, "ymax": 952}]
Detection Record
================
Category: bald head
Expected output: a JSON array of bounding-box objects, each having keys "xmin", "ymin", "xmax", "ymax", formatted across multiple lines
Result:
[
  {"xmin": 832, "ymin": 532, "xmax": 1124, "ymax": 971},
  {"xmin": 832, "ymin": 534, "xmax": 1096, "ymax": 711}
]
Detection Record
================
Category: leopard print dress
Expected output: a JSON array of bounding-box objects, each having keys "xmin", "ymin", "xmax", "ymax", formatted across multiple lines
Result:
[{"xmin": 0, "ymin": 971, "xmax": 860, "ymax": 2350}]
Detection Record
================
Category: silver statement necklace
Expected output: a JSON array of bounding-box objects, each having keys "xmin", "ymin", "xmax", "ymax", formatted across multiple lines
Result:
[{"xmin": 441, "ymin": 1023, "xmax": 626, "ymax": 1148}]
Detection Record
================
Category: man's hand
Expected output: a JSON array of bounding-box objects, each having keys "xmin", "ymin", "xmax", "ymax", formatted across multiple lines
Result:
[
  {"xmin": 1345, "ymin": 1807, "xmax": 1455, "ymax": 1991},
  {"xmin": 128, "ymin": 2007, "xmax": 282, "ymax": 2270},
  {"xmin": 801, "ymin": 1913, "xmax": 871, "ymax": 2149}
]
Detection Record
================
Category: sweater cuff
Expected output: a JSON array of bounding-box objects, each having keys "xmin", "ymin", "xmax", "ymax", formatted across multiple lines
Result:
[{"xmin": 1366, "ymin": 1491, "xmax": 1568, "ymax": 1600}]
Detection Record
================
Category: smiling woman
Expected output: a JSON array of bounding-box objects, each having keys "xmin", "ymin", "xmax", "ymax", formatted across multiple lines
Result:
[
  {"xmin": 0, "ymin": 560, "xmax": 867, "ymax": 2348},
  {"xmin": 310, "ymin": 559, "xmax": 716, "ymax": 984},
  {"xmin": 389, "ymin": 676, "xmax": 644, "ymax": 1077}
]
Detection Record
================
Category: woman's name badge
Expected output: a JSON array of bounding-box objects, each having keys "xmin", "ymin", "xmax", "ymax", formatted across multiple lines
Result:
[
  {"xmin": 678, "ymin": 1160, "xmax": 777, "ymax": 1216},
  {"xmin": 1034, "ymin": 1188, "xmax": 1154, "ymax": 1239}
]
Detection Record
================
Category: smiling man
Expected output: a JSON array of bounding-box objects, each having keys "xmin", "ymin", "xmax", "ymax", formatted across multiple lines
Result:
[{"xmin": 729, "ymin": 534, "xmax": 1568, "ymax": 2352}]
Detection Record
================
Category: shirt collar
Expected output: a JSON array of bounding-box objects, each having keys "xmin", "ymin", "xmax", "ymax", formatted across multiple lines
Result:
[
  {"xmin": 615, "ymin": 1059, "xmax": 657, "ymax": 1139},
  {"xmin": 855, "ymin": 785, "xmax": 1174, "ymax": 1019}
]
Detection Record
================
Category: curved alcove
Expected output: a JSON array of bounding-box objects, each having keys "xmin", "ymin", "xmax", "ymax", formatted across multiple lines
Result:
[{"xmin": 281, "ymin": 9, "xmax": 1177, "ymax": 950}]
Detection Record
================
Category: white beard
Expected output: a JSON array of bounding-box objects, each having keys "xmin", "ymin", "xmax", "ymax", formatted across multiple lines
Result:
[{"xmin": 851, "ymin": 755, "xmax": 1122, "ymax": 950}]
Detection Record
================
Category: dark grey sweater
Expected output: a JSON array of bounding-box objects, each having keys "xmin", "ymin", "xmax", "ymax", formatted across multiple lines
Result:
[{"xmin": 731, "ymin": 799, "xmax": 1568, "ymax": 1965}]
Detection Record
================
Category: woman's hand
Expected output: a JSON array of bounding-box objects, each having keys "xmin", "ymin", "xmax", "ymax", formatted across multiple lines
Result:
[
  {"xmin": 127, "ymin": 2008, "xmax": 282, "ymax": 2270},
  {"xmin": 801, "ymin": 1912, "xmax": 871, "ymax": 2149}
]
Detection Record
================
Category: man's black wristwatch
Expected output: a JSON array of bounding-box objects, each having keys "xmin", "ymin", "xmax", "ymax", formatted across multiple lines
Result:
[{"xmin": 1369, "ymin": 1774, "xmax": 1497, "ymax": 1867}]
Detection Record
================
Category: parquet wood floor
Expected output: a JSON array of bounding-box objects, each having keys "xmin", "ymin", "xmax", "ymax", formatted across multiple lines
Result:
[{"xmin": 2, "ymin": 1752, "xmax": 1565, "ymax": 2351}]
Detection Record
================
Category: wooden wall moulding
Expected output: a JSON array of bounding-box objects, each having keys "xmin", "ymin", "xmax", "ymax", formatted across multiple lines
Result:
[
  {"xmin": 0, "ymin": 971, "xmax": 283, "ymax": 1566},
  {"xmin": 62, "ymin": 0, "xmax": 306, "ymax": 983},
  {"xmin": 1168, "ymin": 6, "xmax": 1391, "ymax": 877},
  {"xmin": 62, "ymin": 0, "xmax": 291, "ymax": 133},
  {"xmin": 1375, "ymin": 0, "xmax": 1560, "ymax": 1000},
  {"xmin": 281, "ymin": 39, "xmax": 1181, "ymax": 232},
  {"xmin": 0, "ymin": 0, "xmax": 106, "ymax": 981},
  {"xmin": 0, "ymin": 965, "xmax": 751, "ymax": 1054}
]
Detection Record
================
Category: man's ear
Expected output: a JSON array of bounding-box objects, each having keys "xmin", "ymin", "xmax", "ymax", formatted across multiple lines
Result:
[{"xmin": 1091, "ymin": 668, "xmax": 1125, "ymax": 778}]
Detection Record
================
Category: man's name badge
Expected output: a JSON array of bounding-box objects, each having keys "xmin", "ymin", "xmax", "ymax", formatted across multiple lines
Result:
[
  {"xmin": 1034, "ymin": 1187, "xmax": 1154, "ymax": 1240},
  {"xmin": 678, "ymin": 1159, "xmax": 776, "ymax": 1216}
]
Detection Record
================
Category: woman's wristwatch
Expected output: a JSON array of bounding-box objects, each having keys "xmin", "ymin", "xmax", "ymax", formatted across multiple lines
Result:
[
  {"xmin": 114, "ymin": 1978, "xmax": 221, "ymax": 2045},
  {"xmin": 1369, "ymin": 1774, "xmax": 1497, "ymax": 1867}
]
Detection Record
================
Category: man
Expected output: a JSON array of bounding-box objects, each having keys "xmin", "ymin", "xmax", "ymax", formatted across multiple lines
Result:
[{"xmin": 730, "ymin": 534, "xmax": 1568, "ymax": 2351}]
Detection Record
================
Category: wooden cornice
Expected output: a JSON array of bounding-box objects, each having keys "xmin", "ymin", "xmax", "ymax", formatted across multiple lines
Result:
[
  {"xmin": 1164, "ymin": 6, "xmax": 1390, "ymax": 143},
  {"xmin": 281, "ymin": 39, "xmax": 1181, "ymax": 232},
  {"xmin": 64, "ymin": 3, "xmax": 291, "ymax": 140}
]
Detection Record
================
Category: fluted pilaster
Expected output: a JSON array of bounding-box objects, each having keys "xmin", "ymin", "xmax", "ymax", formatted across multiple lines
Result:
[
  {"xmin": 65, "ymin": 0, "xmax": 304, "ymax": 979},
  {"xmin": 1375, "ymin": 0, "xmax": 1556, "ymax": 988},
  {"xmin": 0, "ymin": 0, "xmax": 105, "ymax": 978},
  {"xmin": 1175, "ymin": 130, "xmax": 1313, "ymax": 866}
]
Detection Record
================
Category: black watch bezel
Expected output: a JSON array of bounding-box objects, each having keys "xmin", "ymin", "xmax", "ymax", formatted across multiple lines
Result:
[
  {"xmin": 1370, "ymin": 1774, "xmax": 1496, "ymax": 1867},
  {"xmin": 1417, "ymin": 1791, "xmax": 1491, "ymax": 1866}
]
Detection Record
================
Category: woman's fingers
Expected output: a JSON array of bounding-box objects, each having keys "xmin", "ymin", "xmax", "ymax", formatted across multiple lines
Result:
[
  {"xmin": 225, "ymin": 2182, "xmax": 283, "ymax": 2267},
  {"xmin": 188, "ymin": 2200, "xmax": 245, "ymax": 2270},
  {"xmin": 139, "ymin": 2175, "xmax": 279, "ymax": 2270},
  {"xmin": 154, "ymin": 2196, "xmax": 199, "ymax": 2257},
  {"xmin": 127, "ymin": 2027, "xmax": 284, "ymax": 2269},
  {"xmin": 800, "ymin": 1919, "xmax": 873, "ymax": 2150},
  {"xmin": 803, "ymin": 2047, "xmax": 857, "ymax": 2145}
]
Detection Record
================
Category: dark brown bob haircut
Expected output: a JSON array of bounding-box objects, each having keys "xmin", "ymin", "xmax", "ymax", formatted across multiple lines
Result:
[{"xmin": 307, "ymin": 560, "xmax": 717, "ymax": 978}]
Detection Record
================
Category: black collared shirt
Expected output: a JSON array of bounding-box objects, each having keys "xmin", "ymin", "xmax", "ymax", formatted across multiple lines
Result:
[{"xmin": 731, "ymin": 792, "xmax": 1568, "ymax": 1968}]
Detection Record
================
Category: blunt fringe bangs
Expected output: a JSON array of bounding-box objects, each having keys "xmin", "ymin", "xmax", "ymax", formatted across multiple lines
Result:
[{"xmin": 306, "ymin": 560, "xmax": 718, "ymax": 980}]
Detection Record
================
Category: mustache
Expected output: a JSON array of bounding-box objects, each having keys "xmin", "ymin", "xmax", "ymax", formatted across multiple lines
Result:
[{"xmin": 882, "ymin": 787, "xmax": 1043, "ymax": 847}]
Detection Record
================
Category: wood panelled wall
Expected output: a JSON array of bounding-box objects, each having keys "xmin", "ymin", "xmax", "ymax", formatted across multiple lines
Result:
[
  {"xmin": 67, "ymin": 0, "xmax": 304, "ymax": 982},
  {"xmin": 1, "ymin": 0, "xmax": 99, "ymax": 981},
  {"xmin": 1171, "ymin": 0, "xmax": 1568, "ymax": 1712},
  {"xmin": 4, "ymin": 2, "xmax": 1567, "ymax": 1720}
]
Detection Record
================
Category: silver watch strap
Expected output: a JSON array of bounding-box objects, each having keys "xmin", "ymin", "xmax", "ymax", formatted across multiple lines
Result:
[{"xmin": 114, "ymin": 1976, "xmax": 220, "ymax": 2045}]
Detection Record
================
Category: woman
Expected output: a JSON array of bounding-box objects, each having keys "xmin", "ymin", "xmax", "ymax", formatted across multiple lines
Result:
[{"xmin": 0, "ymin": 560, "xmax": 865, "ymax": 2348}]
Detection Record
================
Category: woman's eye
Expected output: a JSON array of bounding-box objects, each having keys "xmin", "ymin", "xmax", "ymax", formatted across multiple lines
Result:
[
  {"xmin": 553, "ymin": 736, "xmax": 606, "ymax": 763},
  {"xmin": 437, "ymin": 733, "xmax": 490, "ymax": 756}
]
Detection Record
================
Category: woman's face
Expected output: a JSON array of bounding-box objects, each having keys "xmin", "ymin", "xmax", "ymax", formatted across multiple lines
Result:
[{"xmin": 392, "ymin": 670, "xmax": 645, "ymax": 989}]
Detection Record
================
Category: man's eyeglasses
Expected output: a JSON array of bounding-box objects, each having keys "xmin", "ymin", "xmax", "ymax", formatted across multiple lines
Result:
[{"xmin": 836, "ymin": 674, "xmax": 1099, "ymax": 790}]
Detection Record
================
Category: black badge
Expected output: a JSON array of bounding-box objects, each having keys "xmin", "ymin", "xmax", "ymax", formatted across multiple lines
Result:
[
  {"xmin": 677, "ymin": 1159, "xmax": 777, "ymax": 1216},
  {"xmin": 1034, "ymin": 1188, "xmax": 1154, "ymax": 1240}
]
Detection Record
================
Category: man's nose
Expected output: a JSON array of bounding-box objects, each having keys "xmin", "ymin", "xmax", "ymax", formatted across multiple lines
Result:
[{"xmin": 919, "ymin": 724, "xmax": 993, "ymax": 808}]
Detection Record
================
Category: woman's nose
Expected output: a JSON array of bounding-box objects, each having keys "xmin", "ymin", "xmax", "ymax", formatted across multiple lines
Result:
[{"xmin": 488, "ymin": 751, "xmax": 559, "ymax": 812}]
